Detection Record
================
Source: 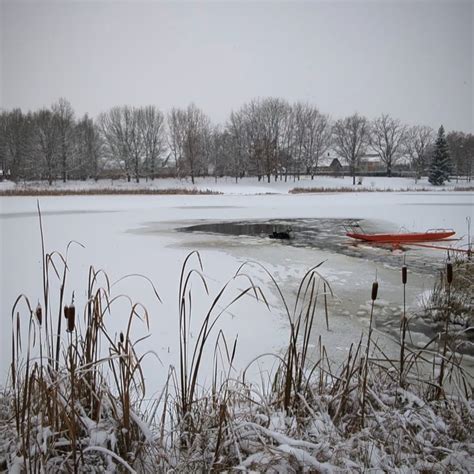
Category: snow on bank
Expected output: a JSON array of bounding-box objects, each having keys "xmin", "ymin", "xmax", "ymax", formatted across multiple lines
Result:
[{"xmin": 1, "ymin": 175, "xmax": 472, "ymax": 195}]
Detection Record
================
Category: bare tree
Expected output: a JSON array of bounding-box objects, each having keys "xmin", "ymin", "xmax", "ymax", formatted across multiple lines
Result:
[
  {"xmin": 292, "ymin": 103, "xmax": 307, "ymax": 178},
  {"xmin": 405, "ymin": 125, "xmax": 434, "ymax": 179},
  {"xmin": 168, "ymin": 104, "xmax": 210, "ymax": 184},
  {"xmin": 0, "ymin": 112, "xmax": 7, "ymax": 178},
  {"xmin": 139, "ymin": 106, "xmax": 167, "ymax": 180},
  {"xmin": 99, "ymin": 106, "xmax": 143, "ymax": 182},
  {"xmin": 261, "ymin": 98, "xmax": 288, "ymax": 182},
  {"xmin": 370, "ymin": 114, "xmax": 407, "ymax": 176},
  {"xmin": 333, "ymin": 114, "xmax": 370, "ymax": 185},
  {"xmin": 279, "ymin": 103, "xmax": 296, "ymax": 181},
  {"xmin": 99, "ymin": 108, "xmax": 126, "ymax": 178},
  {"xmin": 226, "ymin": 110, "xmax": 251, "ymax": 182},
  {"xmin": 463, "ymin": 134, "xmax": 474, "ymax": 181},
  {"xmin": 447, "ymin": 131, "xmax": 474, "ymax": 181},
  {"xmin": 127, "ymin": 107, "xmax": 144, "ymax": 183},
  {"xmin": 75, "ymin": 114, "xmax": 103, "ymax": 180},
  {"xmin": 241, "ymin": 100, "xmax": 265, "ymax": 180},
  {"xmin": 33, "ymin": 109, "xmax": 60, "ymax": 185},
  {"xmin": 230, "ymin": 98, "xmax": 288, "ymax": 182},
  {"xmin": 52, "ymin": 98, "xmax": 75, "ymax": 182},
  {"xmin": 1, "ymin": 109, "xmax": 34, "ymax": 180},
  {"xmin": 206, "ymin": 125, "xmax": 227, "ymax": 181},
  {"xmin": 290, "ymin": 103, "xmax": 332, "ymax": 179},
  {"xmin": 168, "ymin": 108, "xmax": 186, "ymax": 178},
  {"xmin": 304, "ymin": 107, "xmax": 332, "ymax": 179}
]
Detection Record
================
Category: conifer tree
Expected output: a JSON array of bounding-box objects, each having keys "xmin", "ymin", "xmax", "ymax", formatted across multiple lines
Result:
[{"xmin": 429, "ymin": 125, "xmax": 453, "ymax": 185}]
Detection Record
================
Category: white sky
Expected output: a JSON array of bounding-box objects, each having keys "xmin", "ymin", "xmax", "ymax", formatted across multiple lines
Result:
[{"xmin": 1, "ymin": 0, "xmax": 472, "ymax": 132}]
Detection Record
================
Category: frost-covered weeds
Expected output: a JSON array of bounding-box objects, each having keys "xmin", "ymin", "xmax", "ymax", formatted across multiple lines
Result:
[
  {"xmin": 289, "ymin": 186, "xmax": 474, "ymax": 193},
  {"xmin": 423, "ymin": 258, "xmax": 474, "ymax": 355},
  {"xmin": 0, "ymin": 187, "xmax": 220, "ymax": 196},
  {"xmin": 1, "ymin": 235, "xmax": 474, "ymax": 471}
]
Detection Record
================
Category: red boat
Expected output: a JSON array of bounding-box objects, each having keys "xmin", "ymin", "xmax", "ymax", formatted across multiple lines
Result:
[{"xmin": 345, "ymin": 223, "xmax": 456, "ymax": 243}]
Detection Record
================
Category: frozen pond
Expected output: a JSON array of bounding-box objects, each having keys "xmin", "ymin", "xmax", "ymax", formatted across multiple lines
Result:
[{"xmin": 1, "ymin": 191, "xmax": 472, "ymax": 391}]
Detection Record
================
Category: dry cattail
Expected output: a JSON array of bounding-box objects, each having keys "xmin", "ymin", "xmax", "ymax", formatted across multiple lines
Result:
[
  {"xmin": 402, "ymin": 266, "xmax": 408, "ymax": 285},
  {"xmin": 371, "ymin": 281, "xmax": 379, "ymax": 301},
  {"xmin": 120, "ymin": 332, "xmax": 124, "ymax": 344},
  {"xmin": 66, "ymin": 305, "xmax": 76, "ymax": 332},
  {"xmin": 446, "ymin": 262, "xmax": 453, "ymax": 284},
  {"xmin": 35, "ymin": 303, "xmax": 42, "ymax": 325}
]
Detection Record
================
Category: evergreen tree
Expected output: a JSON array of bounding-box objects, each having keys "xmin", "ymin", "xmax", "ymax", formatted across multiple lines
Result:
[{"xmin": 429, "ymin": 125, "xmax": 453, "ymax": 185}]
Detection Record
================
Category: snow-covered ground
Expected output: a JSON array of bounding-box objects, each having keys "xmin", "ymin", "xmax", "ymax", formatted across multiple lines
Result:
[
  {"xmin": 1, "ymin": 186, "xmax": 472, "ymax": 395},
  {"xmin": 1, "ymin": 174, "xmax": 473, "ymax": 195}
]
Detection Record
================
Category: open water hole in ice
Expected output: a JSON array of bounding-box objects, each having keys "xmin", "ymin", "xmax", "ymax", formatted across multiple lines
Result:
[{"xmin": 179, "ymin": 218, "xmax": 448, "ymax": 275}]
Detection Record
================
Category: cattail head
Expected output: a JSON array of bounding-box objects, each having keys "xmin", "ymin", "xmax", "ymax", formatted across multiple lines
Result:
[
  {"xmin": 35, "ymin": 303, "xmax": 42, "ymax": 325},
  {"xmin": 120, "ymin": 332, "xmax": 124, "ymax": 344},
  {"xmin": 64, "ymin": 305, "xmax": 70, "ymax": 319},
  {"xmin": 402, "ymin": 266, "xmax": 408, "ymax": 285},
  {"xmin": 371, "ymin": 281, "xmax": 379, "ymax": 301},
  {"xmin": 66, "ymin": 305, "xmax": 76, "ymax": 332},
  {"xmin": 446, "ymin": 262, "xmax": 453, "ymax": 284}
]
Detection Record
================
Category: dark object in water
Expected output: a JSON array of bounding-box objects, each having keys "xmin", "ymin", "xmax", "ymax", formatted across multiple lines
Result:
[{"xmin": 269, "ymin": 227, "xmax": 293, "ymax": 240}]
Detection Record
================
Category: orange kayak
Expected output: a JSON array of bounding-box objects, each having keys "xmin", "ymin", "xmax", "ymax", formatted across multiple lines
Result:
[{"xmin": 347, "ymin": 229, "xmax": 456, "ymax": 243}]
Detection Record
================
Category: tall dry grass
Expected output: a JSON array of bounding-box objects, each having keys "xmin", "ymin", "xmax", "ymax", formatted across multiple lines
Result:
[
  {"xmin": 0, "ymin": 188, "xmax": 221, "ymax": 197},
  {"xmin": 8, "ymin": 205, "xmax": 162, "ymax": 472}
]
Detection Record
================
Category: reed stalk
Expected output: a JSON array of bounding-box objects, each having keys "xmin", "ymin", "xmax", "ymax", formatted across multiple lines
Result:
[
  {"xmin": 399, "ymin": 262, "xmax": 408, "ymax": 388},
  {"xmin": 436, "ymin": 260, "xmax": 453, "ymax": 399},
  {"xmin": 361, "ymin": 280, "xmax": 378, "ymax": 427}
]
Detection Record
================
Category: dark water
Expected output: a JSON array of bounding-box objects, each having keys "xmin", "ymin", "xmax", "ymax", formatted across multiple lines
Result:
[{"xmin": 180, "ymin": 218, "xmax": 445, "ymax": 275}]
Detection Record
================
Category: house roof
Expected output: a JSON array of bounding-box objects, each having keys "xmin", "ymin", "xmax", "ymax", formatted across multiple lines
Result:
[{"xmin": 360, "ymin": 156, "xmax": 381, "ymax": 163}]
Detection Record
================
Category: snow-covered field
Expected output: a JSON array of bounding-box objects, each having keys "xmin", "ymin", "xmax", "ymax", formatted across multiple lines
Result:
[
  {"xmin": 1, "ymin": 181, "xmax": 472, "ymax": 392},
  {"xmin": 1, "ymin": 174, "xmax": 473, "ymax": 195}
]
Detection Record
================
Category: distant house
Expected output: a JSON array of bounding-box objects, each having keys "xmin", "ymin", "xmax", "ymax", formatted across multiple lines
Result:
[
  {"xmin": 358, "ymin": 154, "xmax": 384, "ymax": 173},
  {"xmin": 329, "ymin": 158, "xmax": 343, "ymax": 172},
  {"xmin": 317, "ymin": 152, "xmax": 347, "ymax": 175},
  {"xmin": 0, "ymin": 169, "xmax": 10, "ymax": 181},
  {"xmin": 318, "ymin": 151, "xmax": 337, "ymax": 168}
]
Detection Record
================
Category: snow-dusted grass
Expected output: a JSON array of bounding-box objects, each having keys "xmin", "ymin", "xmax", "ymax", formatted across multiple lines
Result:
[
  {"xmin": 0, "ymin": 187, "xmax": 221, "ymax": 196},
  {"xmin": 422, "ymin": 259, "xmax": 474, "ymax": 356}
]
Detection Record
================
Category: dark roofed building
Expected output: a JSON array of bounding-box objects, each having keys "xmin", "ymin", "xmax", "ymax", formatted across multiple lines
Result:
[{"xmin": 329, "ymin": 158, "xmax": 343, "ymax": 171}]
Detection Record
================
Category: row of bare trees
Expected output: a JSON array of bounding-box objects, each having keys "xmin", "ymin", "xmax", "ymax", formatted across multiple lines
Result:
[
  {"xmin": 224, "ymin": 99, "xmax": 332, "ymax": 183},
  {"xmin": 332, "ymin": 115, "xmax": 438, "ymax": 184},
  {"xmin": 98, "ymin": 105, "xmax": 168, "ymax": 183},
  {"xmin": 0, "ymin": 99, "xmax": 101, "ymax": 183},
  {"xmin": 223, "ymin": 100, "xmax": 472, "ymax": 185},
  {"xmin": 1, "ymin": 97, "xmax": 472, "ymax": 184}
]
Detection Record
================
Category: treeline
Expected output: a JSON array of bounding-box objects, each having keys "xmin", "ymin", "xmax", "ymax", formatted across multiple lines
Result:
[{"xmin": 0, "ymin": 97, "xmax": 472, "ymax": 184}]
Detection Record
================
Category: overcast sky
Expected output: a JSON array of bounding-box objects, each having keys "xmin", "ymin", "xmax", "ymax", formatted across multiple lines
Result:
[{"xmin": 1, "ymin": 0, "xmax": 472, "ymax": 132}]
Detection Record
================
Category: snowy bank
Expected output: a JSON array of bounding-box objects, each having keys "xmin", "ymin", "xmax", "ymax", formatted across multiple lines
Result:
[{"xmin": 1, "ymin": 175, "xmax": 473, "ymax": 195}]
